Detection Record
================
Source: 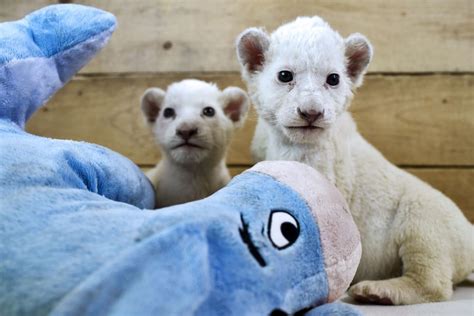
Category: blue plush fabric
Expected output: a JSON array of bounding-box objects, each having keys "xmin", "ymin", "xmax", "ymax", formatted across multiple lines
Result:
[
  {"xmin": 0, "ymin": 4, "xmax": 116, "ymax": 128},
  {"xmin": 0, "ymin": 4, "xmax": 362, "ymax": 316}
]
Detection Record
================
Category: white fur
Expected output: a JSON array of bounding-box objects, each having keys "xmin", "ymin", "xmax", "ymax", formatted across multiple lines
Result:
[
  {"xmin": 141, "ymin": 79, "xmax": 249, "ymax": 208},
  {"xmin": 237, "ymin": 17, "xmax": 473, "ymax": 305}
]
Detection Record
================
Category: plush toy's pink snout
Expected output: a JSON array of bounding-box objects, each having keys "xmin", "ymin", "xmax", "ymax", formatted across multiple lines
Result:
[{"xmin": 248, "ymin": 161, "xmax": 361, "ymax": 302}]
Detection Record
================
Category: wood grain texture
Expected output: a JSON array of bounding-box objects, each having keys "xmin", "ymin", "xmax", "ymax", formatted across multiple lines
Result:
[
  {"xmin": 227, "ymin": 166, "xmax": 474, "ymax": 223},
  {"xmin": 1, "ymin": 0, "xmax": 473, "ymax": 73},
  {"xmin": 26, "ymin": 74, "xmax": 474, "ymax": 166}
]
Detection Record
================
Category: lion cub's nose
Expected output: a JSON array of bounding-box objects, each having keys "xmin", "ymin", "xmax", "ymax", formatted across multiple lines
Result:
[
  {"xmin": 176, "ymin": 128, "xmax": 198, "ymax": 141},
  {"xmin": 297, "ymin": 108, "xmax": 324, "ymax": 124}
]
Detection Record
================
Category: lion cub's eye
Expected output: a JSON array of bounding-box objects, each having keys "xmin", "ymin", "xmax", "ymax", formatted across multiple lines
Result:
[
  {"xmin": 163, "ymin": 108, "xmax": 175, "ymax": 118},
  {"xmin": 326, "ymin": 73, "xmax": 340, "ymax": 86},
  {"xmin": 202, "ymin": 107, "xmax": 215, "ymax": 117},
  {"xmin": 278, "ymin": 70, "xmax": 294, "ymax": 83}
]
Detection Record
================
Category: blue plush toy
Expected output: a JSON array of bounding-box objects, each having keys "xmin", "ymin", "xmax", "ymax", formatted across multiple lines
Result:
[{"xmin": 0, "ymin": 5, "xmax": 363, "ymax": 316}]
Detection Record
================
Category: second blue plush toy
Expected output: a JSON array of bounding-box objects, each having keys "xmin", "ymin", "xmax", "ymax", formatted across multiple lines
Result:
[{"xmin": 0, "ymin": 5, "xmax": 362, "ymax": 316}]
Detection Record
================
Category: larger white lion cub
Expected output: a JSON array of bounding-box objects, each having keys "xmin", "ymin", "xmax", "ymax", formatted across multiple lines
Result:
[{"xmin": 236, "ymin": 17, "xmax": 473, "ymax": 305}]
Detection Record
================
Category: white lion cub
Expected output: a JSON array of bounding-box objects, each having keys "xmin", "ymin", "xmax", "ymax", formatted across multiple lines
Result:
[
  {"xmin": 236, "ymin": 17, "xmax": 473, "ymax": 305},
  {"xmin": 141, "ymin": 79, "xmax": 249, "ymax": 208}
]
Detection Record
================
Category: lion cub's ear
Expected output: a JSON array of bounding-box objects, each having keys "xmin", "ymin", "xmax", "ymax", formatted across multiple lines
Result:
[
  {"xmin": 345, "ymin": 33, "xmax": 373, "ymax": 88},
  {"xmin": 220, "ymin": 87, "xmax": 249, "ymax": 128},
  {"xmin": 141, "ymin": 88, "xmax": 166, "ymax": 124},
  {"xmin": 236, "ymin": 28, "xmax": 270, "ymax": 74}
]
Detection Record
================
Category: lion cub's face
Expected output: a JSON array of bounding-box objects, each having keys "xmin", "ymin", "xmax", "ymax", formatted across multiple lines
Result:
[
  {"xmin": 141, "ymin": 79, "xmax": 249, "ymax": 164},
  {"xmin": 237, "ymin": 17, "xmax": 372, "ymax": 144}
]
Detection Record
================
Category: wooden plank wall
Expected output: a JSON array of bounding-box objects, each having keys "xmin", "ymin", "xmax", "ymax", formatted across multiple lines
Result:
[{"xmin": 2, "ymin": 1, "xmax": 473, "ymax": 221}]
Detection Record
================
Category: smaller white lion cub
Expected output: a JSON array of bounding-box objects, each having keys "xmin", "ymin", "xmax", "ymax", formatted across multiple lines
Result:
[{"xmin": 141, "ymin": 79, "xmax": 249, "ymax": 208}]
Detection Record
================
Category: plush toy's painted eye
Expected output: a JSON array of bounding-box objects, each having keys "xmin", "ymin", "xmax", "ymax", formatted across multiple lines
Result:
[
  {"xmin": 163, "ymin": 108, "xmax": 175, "ymax": 118},
  {"xmin": 202, "ymin": 106, "xmax": 215, "ymax": 117},
  {"xmin": 277, "ymin": 70, "xmax": 294, "ymax": 83},
  {"xmin": 326, "ymin": 73, "xmax": 340, "ymax": 86},
  {"xmin": 268, "ymin": 211, "xmax": 299, "ymax": 249}
]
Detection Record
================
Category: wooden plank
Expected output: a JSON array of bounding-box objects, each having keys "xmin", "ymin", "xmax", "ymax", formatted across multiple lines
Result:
[
  {"xmin": 2, "ymin": 0, "xmax": 473, "ymax": 73},
  {"xmin": 227, "ymin": 166, "xmax": 474, "ymax": 223},
  {"xmin": 353, "ymin": 75, "xmax": 474, "ymax": 166},
  {"xmin": 26, "ymin": 73, "xmax": 474, "ymax": 166}
]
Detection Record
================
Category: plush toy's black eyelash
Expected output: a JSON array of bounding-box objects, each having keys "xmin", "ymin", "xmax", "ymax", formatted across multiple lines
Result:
[{"xmin": 239, "ymin": 214, "xmax": 267, "ymax": 267}]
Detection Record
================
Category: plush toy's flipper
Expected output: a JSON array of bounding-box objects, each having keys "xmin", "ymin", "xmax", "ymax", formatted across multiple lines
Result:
[
  {"xmin": 304, "ymin": 302, "xmax": 363, "ymax": 316},
  {"xmin": 0, "ymin": 4, "xmax": 116, "ymax": 128}
]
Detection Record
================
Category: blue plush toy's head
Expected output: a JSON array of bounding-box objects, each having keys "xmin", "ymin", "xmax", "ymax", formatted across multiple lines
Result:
[
  {"xmin": 47, "ymin": 161, "xmax": 362, "ymax": 316},
  {"xmin": 0, "ymin": 5, "xmax": 362, "ymax": 316},
  {"xmin": 189, "ymin": 161, "xmax": 362, "ymax": 315}
]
